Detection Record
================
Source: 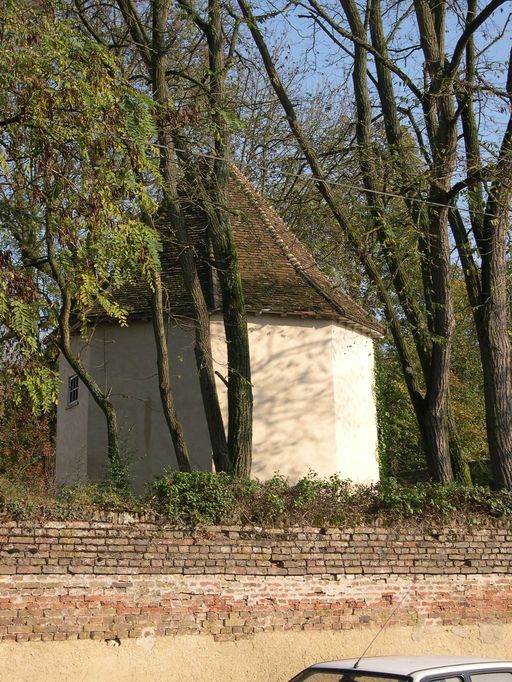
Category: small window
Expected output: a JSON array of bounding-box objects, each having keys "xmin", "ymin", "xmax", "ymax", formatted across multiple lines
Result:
[
  {"xmin": 68, "ymin": 375, "xmax": 79, "ymax": 406},
  {"xmin": 471, "ymin": 675, "xmax": 512, "ymax": 682}
]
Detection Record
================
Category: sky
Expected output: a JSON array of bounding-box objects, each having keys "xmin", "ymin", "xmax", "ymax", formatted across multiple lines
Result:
[{"xmin": 249, "ymin": 0, "xmax": 511, "ymax": 151}]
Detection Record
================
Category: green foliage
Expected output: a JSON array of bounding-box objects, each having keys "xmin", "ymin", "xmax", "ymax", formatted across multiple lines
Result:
[
  {"xmin": 151, "ymin": 471, "xmax": 238, "ymax": 525},
  {"xmin": 58, "ymin": 482, "xmax": 138, "ymax": 511},
  {"xmin": 13, "ymin": 365, "xmax": 59, "ymax": 416},
  {"xmin": 0, "ymin": 0, "xmax": 162, "ymax": 415},
  {"xmin": 3, "ymin": 471, "xmax": 512, "ymax": 525},
  {"xmin": 0, "ymin": 295, "xmax": 38, "ymax": 353},
  {"xmin": 105, "ymin": 451, "xmax": 133, "ymax": 495},
  {"xmin": 378, "ymin": 478, "xmax": 512, "ymax": 519},
  {"xmin": 377, "ymin": 477, "xmax": 456, "ymax": 516},
  {"xmin": 230, "ymin": 473, "xmax": 370, "ymax": 526},
  {"xmin": 236, "ymin": 474, "xmax": 289, "ymax": 523},
  {"xmin": 375, "ymin": 275, "xmax": 488, "ymax": 480},
  {"xmin": 0, "ymin": 377, "xmax": 55, "ymax": 489},
  {"xmin": 450, "ymin": 273, "xmax": 487, "ymax": 462},
  {"xmin": 0, "ymin": 476, "xmax": 144, "ymax": 521},
  {"xmin": 149, "ymin": 474, "xmax": 512, "ymax": 526},
  {"xmin": 375, "ymin": 344, "xmax": 424, "ymax": 478}
]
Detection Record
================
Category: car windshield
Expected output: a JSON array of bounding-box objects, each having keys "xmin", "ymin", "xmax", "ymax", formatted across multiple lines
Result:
[{"xmin": 291, "ymin": 672, "xmax": 407, "ymax": 682}]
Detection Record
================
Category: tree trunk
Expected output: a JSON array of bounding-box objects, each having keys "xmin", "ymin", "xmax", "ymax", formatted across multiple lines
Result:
[
  {"xmin": 447, "ymin": 403, "xmax": 472, "ymax": 485},
  {"xmin": 346, "ymin": 0, "xmax": 455, "ymax": 482},
  {"xmin": 421, "ymin": 200, "xmax": 454, "ymax": 484},
  {"xmin": 237, "ymin": 0, "xmax": 446, "ymax": 478},
  {"xmin": 113, "ymin": 0, "xmax": 231, "ymax": 473},
  {"xmin": 479, "ymin": 323, "xmax": 512, "ymax": 489},
  {"xmin": 455, "ymin": 31, "xmax": 512, "ymax": 489},
  {"xmin": 45, "ymin": 219, "xmax": 127, "ymax": 489},
  {"xmin": 148, "ymin": 0, "xmax": 231, "ymax": 472},
  {"xmin": 59, "ymin": 315, "xmax": 125, "ymax": 489},
  {"xmin": 411, "ymin": 0, "xmax": 457, "ymax": 484},
  {"xmin": 368, "ymin": 0, "xmax": 461, "ymax": 483},
  {"xmin": 479, "ymin": 164, "xmax": 512, "ymax": 488},
  {"xmin": 420, "ymin": 410, "xmax": 452, "ymax": 483},
  {"xmin": 451, "ymin": 200, "xmax": 512, "ymax": 489},
  {"xmin": 164, "ymin": 196, "xmax": 231, "ymax": 473},
  {"xmin": 205, "ymin": 0, "xmax": 253, "ymax": 477},
  {"xmin": 150, "ymin": 269, "xmax": 192, "ymax": 472}
]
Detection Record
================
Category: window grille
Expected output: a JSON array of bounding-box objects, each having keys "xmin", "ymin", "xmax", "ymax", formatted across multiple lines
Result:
[{"xmin": 68, "ymin": 375, "xmax": 79, "ymax": 406}]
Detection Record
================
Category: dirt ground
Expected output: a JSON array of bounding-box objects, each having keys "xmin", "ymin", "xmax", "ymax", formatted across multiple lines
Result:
[{"xmin": 1, "ymin": 623, "xmax": 511, "ymax": 682}]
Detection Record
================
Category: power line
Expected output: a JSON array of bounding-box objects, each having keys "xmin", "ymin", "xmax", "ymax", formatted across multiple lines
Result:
[{"xmin": 156, "ymin": 143, "xmax": 503, "ymax": 220}]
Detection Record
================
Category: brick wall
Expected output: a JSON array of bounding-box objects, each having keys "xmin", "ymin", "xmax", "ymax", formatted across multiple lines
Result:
[{"xmin": 1, "ymin": 515, "xmax": 512, "ymax": 643}]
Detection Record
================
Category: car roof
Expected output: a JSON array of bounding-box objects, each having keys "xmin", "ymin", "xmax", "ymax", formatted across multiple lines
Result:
[{"xmin": 313, "ymin": 656, "xmax": 511, "ymax": 677}]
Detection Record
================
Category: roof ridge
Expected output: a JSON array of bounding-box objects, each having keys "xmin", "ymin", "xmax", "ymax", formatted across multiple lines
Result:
[{"xmin": 229, "ymin": 164, "xmax": 383, "ymax": 337}]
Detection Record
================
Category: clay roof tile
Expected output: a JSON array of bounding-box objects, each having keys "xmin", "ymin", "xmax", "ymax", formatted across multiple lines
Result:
[{"xmin": 91, "ymin": 167, "xmax": 384, "ymax": 339}]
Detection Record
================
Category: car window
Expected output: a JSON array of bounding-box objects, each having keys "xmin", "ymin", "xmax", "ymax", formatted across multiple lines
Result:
[
  {"xmin": 290, "ymin": 675, "xmax": 346, "ymax": 682},
  {"xmin": 471, "ymin": 674, "xmax": 512, "ymax": 682},
  {"xmin": 429, "ymin": 677, "xmax": 463, "ymax": 682},
  {"xmin": 290, "ymin": 672, "xmax": 406, "ymax": 682}
]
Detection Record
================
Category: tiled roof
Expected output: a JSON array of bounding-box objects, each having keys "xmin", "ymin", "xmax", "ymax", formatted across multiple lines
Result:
[
  {"xmin": 96, "ymin": 167, "xmax": 383, "ymax": 338},
  {"xmin": 228, "ymin": 166, "xmax": 383, "ymax": 336}
]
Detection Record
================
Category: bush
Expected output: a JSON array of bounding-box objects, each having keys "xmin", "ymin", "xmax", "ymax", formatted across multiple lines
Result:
[
  {"xmin": 0, "ymin": 392, "xmax": 55, "ymax": 492},
  {"xmin": 149, "ymin": 474, "xmax": 512, "ymax": 527},
  {"xmin": 0, "ymin": 476, "xmax": 144, "ymax": 521},
  {"xmin": 4, "ymin": 471, "xmax": 512, "ymax": 526},
  {"xmin": 150, "ymin": 471, "xmax": 238, "ymax": 525},
  {"xmin": 377, "ymin": 478, "xmax": 512, "ymax": 518}
]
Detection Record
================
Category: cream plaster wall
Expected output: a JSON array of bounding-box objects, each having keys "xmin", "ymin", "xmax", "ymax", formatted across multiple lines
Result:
[
  {"xmin": 55, "ymin": 338, "xmax": 90, "ymax": 486},
  {"xmin": 210, "ymin": 315, "xmax": 379, "ymax": 482},
  {"xmin": 332, "ymin": 325, "xmax": 379, "ymax": 483},
  {"xmin": 210, "ymin": 315, "xmax": 337, "ymax": 481},
  {"xmin": 85, "ymin": 321, "xmax": 213, "ymax": 486},
  {"xmin": 56, "ymin": 321, "xmax": 213, "ymax": 489},
  {"xmin": 56, "ymin": 315, "xmax": 379, "ymax": 487},
  {"xmin": 2, "ymin": 624, "xmax": 512, "ymax": 682}
]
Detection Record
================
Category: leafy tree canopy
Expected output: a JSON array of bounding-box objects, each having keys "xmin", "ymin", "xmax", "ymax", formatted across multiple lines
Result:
[{"xmin": 0, "ymin": 0, "xmax": 162, "ymax": 414}]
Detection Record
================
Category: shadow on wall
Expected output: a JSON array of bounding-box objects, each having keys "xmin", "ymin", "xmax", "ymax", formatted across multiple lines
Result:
[
  {"xmin": 84, "ymin": 321, "xmax": 214, "ymax": 489},
  {"xmin": 207, "ymin": 316, "xmax": 342, "ymax": 482},
  {"xmin": 60, "ymin": 316, "xmax": 374, "ymax": 488}
]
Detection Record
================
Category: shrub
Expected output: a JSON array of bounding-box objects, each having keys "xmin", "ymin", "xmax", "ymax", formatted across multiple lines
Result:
[
  {"xmin": 4, "ymin": 471, "xmax": 512, "ymax": 526},
  {"xmin": 377, "ymin": 478, "xmax": 512, "ymax": 519},
  {"xmin": 149, "ymin": 474, "xmax": 512, "ymax": 527},
  {"xmin": 0, "ymin": 392, "xmax": 55, "ymax": 492},
  {"xmin": 150, "ymin": 471, "xmax": 238, "ymax": 525}
]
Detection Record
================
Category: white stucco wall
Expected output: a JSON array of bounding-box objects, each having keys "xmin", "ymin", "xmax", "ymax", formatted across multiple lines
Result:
[
  {"xmin": 210, "ymin": 315, "xmax": 337, "ymax": 481},
  {"xmin": 332, "ymin": 325, "xmax": 379, "ymax": 483},
  {"xmin": 56, "ymin": 321, "xmax": 212, "ymax": 489},
  {"xmin": 55, "ymin": 339, "xmax": 90, "ymax": 486},
  {"xmin": 85, "ymin": 321, "xmax": 213, "ymax": 486},
  {"xmin": 56, "ymin": 315, "xmax": 379, "ymax": 488},
  {"xmin": 210, "ymin": 315, "xmax": 379, "ymax": 483}
]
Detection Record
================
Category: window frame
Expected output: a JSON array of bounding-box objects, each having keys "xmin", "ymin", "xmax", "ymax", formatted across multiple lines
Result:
[
  {"xmin": 289, "ymin": 670, "xmax": 412, "ymax": 682},
  {"xmin": 420, "ymin": 669, "xmax": 512, "ymax": 682},
  {"xmin": 67, "ymin": 374, "xmax": 79, "ymax": 407}
]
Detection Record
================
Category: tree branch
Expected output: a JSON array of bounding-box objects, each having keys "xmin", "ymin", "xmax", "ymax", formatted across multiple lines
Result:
[
  {"xmin": 176, "ymin": 0, "xmax": 209, "ymax": 34},
  {"xmin": 446, "ymin": 0, "xmax": 508, "ymax": 81},
  {"xmin": 115, "ymin": 0, "xmax": 153, "ymax": 68},
  {"xmin": 300, "ymin": 0, "xmax": 424, "ymax": 102}
]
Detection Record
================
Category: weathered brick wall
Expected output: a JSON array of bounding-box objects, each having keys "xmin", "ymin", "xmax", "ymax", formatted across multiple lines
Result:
[{"xmin": 1, "ymin": 516, "xmax": 512, "ymax": 643}]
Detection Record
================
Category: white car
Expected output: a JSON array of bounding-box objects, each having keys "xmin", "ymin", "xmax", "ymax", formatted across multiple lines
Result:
[{"xmin": 289, "ymin": 656, "xmax": 512, "ymax": 682}]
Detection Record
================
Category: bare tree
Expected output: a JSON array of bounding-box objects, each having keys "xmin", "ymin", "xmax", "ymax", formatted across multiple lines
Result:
[
  {"xmin": 236, "ymin": 0, "xmax": 510, "ymax": 485},
  {"xmin": 177, "ymin": 0, "xmax": 254, "ymax": 476},
  {"xmin": 237, "ymin": 0, "xmax": 453, "ymax": 482},
  {"xmin": 75, "ymin": 0, "xmax": 254, "ymax": 476},
  {"xmin": 97, "ymin": 0, "xmax": 232, "ymax": 473}
]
